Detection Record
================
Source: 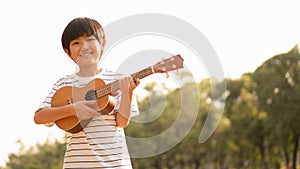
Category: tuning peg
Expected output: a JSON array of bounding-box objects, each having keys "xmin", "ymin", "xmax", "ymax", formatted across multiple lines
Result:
[
  {"xmin": 160, "ymin": 57, "xmax": 165, "ymax": 65},
  {"xmin": 176, "ymin": 70, "xmax": 180, "ymax": 76},
  {"xmin": 170, "ymin": 56, "xmax": 174, "ymax": 61}
]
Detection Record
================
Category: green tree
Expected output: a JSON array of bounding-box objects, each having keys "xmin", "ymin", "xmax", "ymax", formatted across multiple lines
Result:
[
  {"xmin": 4, "ymin": 139, "xmax": 65, "ymax": 169},
  {"xmin": 252, "ymin": 45, "xmax": 300, "ymax": 169}
]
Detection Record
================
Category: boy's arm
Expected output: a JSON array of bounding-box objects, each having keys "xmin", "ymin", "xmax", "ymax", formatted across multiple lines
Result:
[
  {"xmin": 34, "ymin": 104, "xmax": 75, "ymax": 124},
  {"xmin": 115, "ymin": 90, "xmax": 133, "ymax": 128},
  {"xmin": 115, "ymin": 78, "xmax": 139, "ymax": 128},
  {"xmin": 34, "ymin": 101, "xmax": 99, "ymax": 125}
]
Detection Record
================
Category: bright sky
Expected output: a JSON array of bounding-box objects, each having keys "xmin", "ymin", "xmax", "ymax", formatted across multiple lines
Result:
[{"xmin": 1, "ymin": 0, "xmax": 300, "ymax": 166}]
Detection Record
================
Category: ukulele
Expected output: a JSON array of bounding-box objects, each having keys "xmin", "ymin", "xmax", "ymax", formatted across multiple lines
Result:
[{"xmin": 51, "ymin": 54, "xmax": 184, "ymax": 133}]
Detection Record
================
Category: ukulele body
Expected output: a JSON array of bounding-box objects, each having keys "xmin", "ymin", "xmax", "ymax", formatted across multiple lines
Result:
[{"xmin": 51, "ymin": 78, "xmax": 115, "ymax": 133}]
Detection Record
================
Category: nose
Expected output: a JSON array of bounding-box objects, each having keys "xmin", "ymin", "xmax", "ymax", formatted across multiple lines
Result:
[{"xmin": 81, "ymin": 41, "xmax": 89, "ymax": 51}]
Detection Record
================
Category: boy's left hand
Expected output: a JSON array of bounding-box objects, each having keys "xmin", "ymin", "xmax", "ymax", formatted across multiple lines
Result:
[
  {"xmin": 119, "ymin": 77, "xmax": 140, "ymax": 92},
  {"xmin": 110, "ymin": 77, "xmax": 140, "ymax": 96}
]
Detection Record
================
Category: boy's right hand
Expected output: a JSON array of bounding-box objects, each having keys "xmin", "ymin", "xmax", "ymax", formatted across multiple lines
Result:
[{"xmin": 74, "ymin": 100, "xmax": 99, "ymax": 120}]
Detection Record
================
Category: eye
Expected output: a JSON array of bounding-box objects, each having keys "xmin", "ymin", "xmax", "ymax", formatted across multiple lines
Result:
[
  {"xmin": 88, "ymin": 37, "xmax": 96, "ymax": 41},
  {"xmin": 71, "ymin": 41, "xmax": 79, "ymax": 46}
]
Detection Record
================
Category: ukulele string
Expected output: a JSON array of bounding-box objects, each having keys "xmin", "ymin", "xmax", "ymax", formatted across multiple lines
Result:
[
  {"xmin": 75, "ymin": 61, "xmax": 178, "ymax": 101},
  {"xmin": 93, "ymin": 68, "xmax": 153, "ymax": 98},
  {"xmin": 69, "ymin": 67, "xmax": 154, "ymax": 101}
]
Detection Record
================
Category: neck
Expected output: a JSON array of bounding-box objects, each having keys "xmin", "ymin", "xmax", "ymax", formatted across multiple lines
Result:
[
  {"xmin": 96, "ymin": 66, "xmax": 154, "ymax": 98},
  {"xmin": 77, "ymin": 65, "xmax": 102, "ymax": 77}
]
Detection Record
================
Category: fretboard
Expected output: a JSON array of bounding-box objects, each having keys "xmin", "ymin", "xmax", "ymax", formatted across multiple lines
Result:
[{"xmin": 96, "ymin": 66, "xmax": 154, "ymax": 98}]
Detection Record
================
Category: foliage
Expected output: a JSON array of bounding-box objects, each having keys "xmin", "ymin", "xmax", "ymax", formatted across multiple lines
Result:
[
  {"xmin": 3, "ymin": 46, "xmax": 300, "ymax": 168},
  {"xmin": 252, "ymin": 45, "xmax": 300, "ymax": 169},
  {"xmin": 3, "ymin": 139, "xmax": 65, "ymax": 169}
]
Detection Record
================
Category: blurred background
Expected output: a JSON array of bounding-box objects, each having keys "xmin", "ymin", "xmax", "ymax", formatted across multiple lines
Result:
[{"xmin": 1, "ymin": 0, "xmax": 300, "ymax": 169}]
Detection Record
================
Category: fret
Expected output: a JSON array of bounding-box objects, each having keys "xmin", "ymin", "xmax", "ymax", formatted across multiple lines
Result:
[
  {"xmin": 131, "ymin": 67, "xmax": 153, "ymax": 80},
  {"xmin": 95, "ymin": 67, "xmax": 154, "ymax": 98},
  {"xmin": 93, "ymin": 54, "xmax": 184, "ymax": 99}
]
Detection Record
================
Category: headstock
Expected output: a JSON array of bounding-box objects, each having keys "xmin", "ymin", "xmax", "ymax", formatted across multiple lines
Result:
[{"xmin": 152, "ymin": 54, "xmax": 184, "ymax": 74}]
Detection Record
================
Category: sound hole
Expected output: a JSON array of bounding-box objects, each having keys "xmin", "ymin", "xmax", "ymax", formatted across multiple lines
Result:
[{"xmin": 85, "ymin": 90, "xmax": 97, "ymax": 101}]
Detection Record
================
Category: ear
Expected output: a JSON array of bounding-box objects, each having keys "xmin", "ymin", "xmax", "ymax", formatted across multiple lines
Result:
[
  {"xmin": 64, "ymin": 49, "xmax": 71, "ymax": 56},
  {"xmin": 101, "ymin": 38, "xmax": 106, "ymax": 47}
]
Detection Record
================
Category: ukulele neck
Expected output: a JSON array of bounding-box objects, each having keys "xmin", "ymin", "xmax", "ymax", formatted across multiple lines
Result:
[{"xmin": 96, "ymin": 66, "xmax": 154, "ymax": 97}]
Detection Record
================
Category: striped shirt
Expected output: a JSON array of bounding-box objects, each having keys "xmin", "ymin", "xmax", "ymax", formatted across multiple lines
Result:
[{"xmin": 37, "ymin": 69, "xmax": 139, "ymax": 169}]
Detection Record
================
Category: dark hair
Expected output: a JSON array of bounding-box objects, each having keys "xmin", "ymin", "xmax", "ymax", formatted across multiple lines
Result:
[{"xmin": 61, "ymin": 17, "xmax": 105, "ymax": 52}]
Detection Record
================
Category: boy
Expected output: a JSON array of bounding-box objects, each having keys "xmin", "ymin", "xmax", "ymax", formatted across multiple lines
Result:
[{"xmin": 34, "ymin": 17, "xmax": 140, "ymax": 169}]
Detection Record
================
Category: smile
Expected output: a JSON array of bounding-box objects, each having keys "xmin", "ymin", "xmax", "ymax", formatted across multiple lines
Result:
[{"xmin": 79, "ymin": 52, "xmax": 93, "ymax": 57}]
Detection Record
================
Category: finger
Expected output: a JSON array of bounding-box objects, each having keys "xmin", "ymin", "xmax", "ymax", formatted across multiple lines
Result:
[
  {"xmin": 124, "ymin": 77, "xmax": 132, "ymax": 85},
  {"xmin": 85, "ymin": 100, "xmax": 97, "ymax": 105},
  {"xmin": 119, "ymin": 77, "xmax": 131, "ymax": 87},
  {"xmin": 129, "ymin": 78, "xmax": 134, "ymax": 85},
  {"xmin": 85, "ymin": 106, "xmax": 99, "ymax": 117},
  {"xmin": 110, "ymin": 91, "xmax": 119, "ymax": 96},
  {"xmin": 134, "ymin": 78, "xmax": 140, "ymax": 85},
  {"xmin": 118, "ymin": 78, "xmax": 126, "ymax": 85},
  {"xmin": 85, "ymin": 100, "xmax": 98, "ymax": 109},
  {"xmin": 135, "ymin": 80, "xmax": 140, "ymax": 86}
]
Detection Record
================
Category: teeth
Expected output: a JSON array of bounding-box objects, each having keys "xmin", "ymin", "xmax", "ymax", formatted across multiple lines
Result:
[{"xmin": 80, "ymin": 52, "xmax": 92, "ymax": 57}]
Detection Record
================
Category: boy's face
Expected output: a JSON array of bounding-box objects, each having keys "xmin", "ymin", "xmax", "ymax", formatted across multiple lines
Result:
[{"xmin": 65, "ymin": 35, "xmax": 105, "ymax": 67}]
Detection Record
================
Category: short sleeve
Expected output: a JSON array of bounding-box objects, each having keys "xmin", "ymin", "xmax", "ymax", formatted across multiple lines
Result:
[
  {"xmin": 35, "ymin": 77, "xmax": 69, "ymax": 127},
  {"xmin": 38, "ymin": 76, "xmax": 70, "ymax": 109}
]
